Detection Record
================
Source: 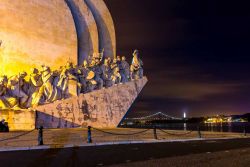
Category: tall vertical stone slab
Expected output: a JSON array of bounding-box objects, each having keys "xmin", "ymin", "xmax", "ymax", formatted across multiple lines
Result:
[
  {"xmin": 65, "ymin": 0, "xmax": 99, "ymax": 65},
  {"xmin": 0, "ymin": 0, "xmax": 77, "ymax": 76},
  {"xmin": 35, "ymin": 77, "xmax": 147, "ymax": 128},
  {"xmin": 85, "ymin": 0, "xmax": 116, "ymax": 58}
]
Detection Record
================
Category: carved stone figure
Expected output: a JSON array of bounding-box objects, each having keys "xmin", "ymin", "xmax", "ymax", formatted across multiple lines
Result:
[
  {"xmin": 93, "ymin": 65, "xmax": 104, "ymax": 89},
  {"xmin": 57, "ymin": 62, "xmax": 78, "ymax": 98},
  {"xmin": 110, "ymin": 58, "xmax": 118, "ymax": 70},
  {"xmin": 130, "ymin": 50, "xmax": 143, "ymax": 79},
  {"xmin": 0, "ymin": 48, "xmax": 144, "ymax": 110},
  {"xmin": 119, "ymin": 56, "xmax": 130, "ymax": 83},
  {"xmin": 0, "ymin": 76, "xmax": 9, "ymax": 109},
  {"xmin": 52, "ymin": 69, "xmax": 61, "ymax": 88},
  {"xmin": 117, "ymin": 55, "xmax": 121, "ymax": 68},
  {"xmin": 27, "ymin": 68, "xmax": 43, "ymax": 107},
  {"xmin": 7, "ymin": 72, "xmax": 29, "ymax": 108},
  {"xmin": 92, "ymin": 49, "xmax": 104, "ymax": 64},
  {"xmin": 0, "ymin": 76, "xmax": 18, "ymax": 109},
  {"xmin": 111, "ymin": 67, "xmax": 121, "ymax": 84},
  {"xmin": 107, "ymin": 57, "xmax": 112, "ymax": 65},
  {"xmin": 86, "ymin": 71, "xmax": 97, "ymax": 92},
  {"xmin": 77, "ymin": 60, "xmax": 90, "ymax": 93},
  {"xmin": 40, "ymin": 66, "xmax": 61, "ymax": 103},
  {"xmin": 89, "ymin": 55, "xmax": 104, "ymax": 90},
  {"xmin": 101, "ymin": 58, "xmax": 113, "ymax": 87}
]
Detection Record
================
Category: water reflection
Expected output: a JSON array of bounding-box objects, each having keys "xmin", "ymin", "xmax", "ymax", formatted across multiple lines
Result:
[
  {"xmin": 184, "ymin": 123, "xmax": 187, "ymax": 131},
  {"xmin": 122, "ymin": 122, "xmax": 250, "ymax": 133}
]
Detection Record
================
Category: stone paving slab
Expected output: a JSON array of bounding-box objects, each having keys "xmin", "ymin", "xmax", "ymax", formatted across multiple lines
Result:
[
  {"xmin": 109, "ymin": 146, "xmax": 250, "ymax": 167},
  {"xmin": 0, "ymin": 128, "xmax": 247, "ymax": 152}
]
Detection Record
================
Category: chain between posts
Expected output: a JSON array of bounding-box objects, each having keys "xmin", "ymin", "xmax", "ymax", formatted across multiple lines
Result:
[
  {"xmin": 88, "ymin": 126, "xmax": 195, "ymax": 143},
  {"xmin": 91, "ymin": 127, "xmax": 151, "ymax": 136},
  {"xmin": 158, "ymin": 128, "xmax": 193, "ymax": 136},
  {"xmin": 0, "ymin": 129, "xmax": 36, "ymax": 142}
]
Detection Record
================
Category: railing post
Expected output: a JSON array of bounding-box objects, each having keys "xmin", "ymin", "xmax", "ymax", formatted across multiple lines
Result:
[
  {"xmin": 87, "ymin": 126, "xmax": 92, "ymax": 143},
  {"xmin": 38, "ymin": 126, "xmax": 44, "ymax": 146},
  {"xmin": 153, "ymin": 126, "xmax": 158, "ymax": 140},
  {"xmin": 197, "ymin": 125, "xmax": 202, "ymax": 138},
  {"xmin": 244, "ymin": 125, "xmax": 247, "ymax": 137}
]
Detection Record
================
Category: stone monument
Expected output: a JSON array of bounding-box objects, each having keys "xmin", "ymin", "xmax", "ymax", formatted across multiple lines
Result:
[{"xmin": 0, "ymin": 0, "xmax": 147, "ymax": 130}]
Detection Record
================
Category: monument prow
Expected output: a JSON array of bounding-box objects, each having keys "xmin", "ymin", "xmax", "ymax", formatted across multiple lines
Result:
[
  {"xmin": 35, "ymin": 77, "xmax": 147, "ymax": 129},
  {"xmin": 0, "ymin": 77, "xmax": 147, "ymax": 131}
]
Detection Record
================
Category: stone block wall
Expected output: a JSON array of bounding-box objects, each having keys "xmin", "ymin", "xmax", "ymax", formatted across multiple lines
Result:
[{"xmin": 0, "ymin": 110, "xmax": 35, "ymax": 131}]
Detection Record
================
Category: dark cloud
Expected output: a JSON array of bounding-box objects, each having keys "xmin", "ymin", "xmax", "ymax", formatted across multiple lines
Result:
[{"xmin": 105, "ymin": 0, "xmax": 250, "ymax": 117}]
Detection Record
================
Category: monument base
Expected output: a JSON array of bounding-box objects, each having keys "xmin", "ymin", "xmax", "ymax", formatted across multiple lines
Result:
[
  {"xmin": 0, "ymin": 109, "xmax": 35, "ymax": 131},
  {"xmin": 0, "ymin": 77, "xmax": 147, "ymax": 130}
]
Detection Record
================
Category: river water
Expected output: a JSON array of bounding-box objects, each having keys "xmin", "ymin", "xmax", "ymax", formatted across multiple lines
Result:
[{"xmin": 121, "ymin": 122, "xmax": 250, "ymax": 133}]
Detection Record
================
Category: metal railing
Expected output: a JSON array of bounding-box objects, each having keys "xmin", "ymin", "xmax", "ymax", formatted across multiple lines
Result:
[{"xmin": 0, "ymin": 124, "xmax": 248, "ymax": 146}]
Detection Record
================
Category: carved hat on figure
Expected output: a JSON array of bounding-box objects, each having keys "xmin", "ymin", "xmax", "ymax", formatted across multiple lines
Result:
[
  {"xmin": 86, "ymin": 71, "xmax": 95, "ymax": 80},
  {"xmin": 20, "ymin": 71, "xmax": 27, "ymax": 78},
  {"xmin": 0, "ymin": 76, "xmax": 7, "ymax": 84},
  {"xmin": 66, "ymin": 61, "xmax": 74, "ymax": 69},
  {"xmin": 83, "ymin": 60, "xmax": 88, "ymax": 68},
  {"xmin": 31, "ymin": 68, "xmax": 39, "ymax": 74},
  {"xmin": 42, "ymin": 66, "xmax": 49, "ymax": 71}
]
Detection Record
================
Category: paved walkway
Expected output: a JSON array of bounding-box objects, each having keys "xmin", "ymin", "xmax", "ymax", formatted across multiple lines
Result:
[
  {"xmin": 110, "ymin": 147, "xmax": 250, "ymax": 167},
  {"xmin": 1, "ymin": 137, "xmax": 250, "ymax": 167},
  {"xmin": 0, "ymin": 128, "xmax": 247, "ymax": 151}
]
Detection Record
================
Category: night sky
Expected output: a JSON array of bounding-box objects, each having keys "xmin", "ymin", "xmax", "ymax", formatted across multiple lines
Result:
[{"xmin": 104, "ymin": 0, "xmax": 250, "ymax": 117}]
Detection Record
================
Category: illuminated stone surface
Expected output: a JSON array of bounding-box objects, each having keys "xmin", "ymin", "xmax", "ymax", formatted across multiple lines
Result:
[
  {"xmin": 65, "ymin": 0, "xmax": 99, "ymax": 64},
  {"xmin": 0, "ymin": 0, "xmax": 116, "ymax": 75},
  {"xmin": 85, "ymin": 0, "xmax": 116, "ymax": 58},
  {"xmin": 35, "ymin": 77, "xmax": 147, "ymax": 128},
  {"xmin": 0, "ymin": 0, "xmax": 77, "ymax": 76},
  {"xmin": 0, "ymin": 0, "xmax": 136, "ymax": 130},
  {"xmin": 0, "ymin": 110, "xmax": 35, "ymax": 131}
]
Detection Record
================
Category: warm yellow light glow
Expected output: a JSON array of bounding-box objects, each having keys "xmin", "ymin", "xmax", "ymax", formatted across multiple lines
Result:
[
  {"xmin": 0, "ymin": 47, "xmax": 37, "ymax": 76},
  {"xmin": 0, "ymin": 46, "xmax": 64, "ymax": 77},
  {"xmin": 204, "ymin": 116, "xmax": 247, "ymax": 123},
  {"xmin": 0, "ymin": 0, "xmax": 77, "ymax": 77}
]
